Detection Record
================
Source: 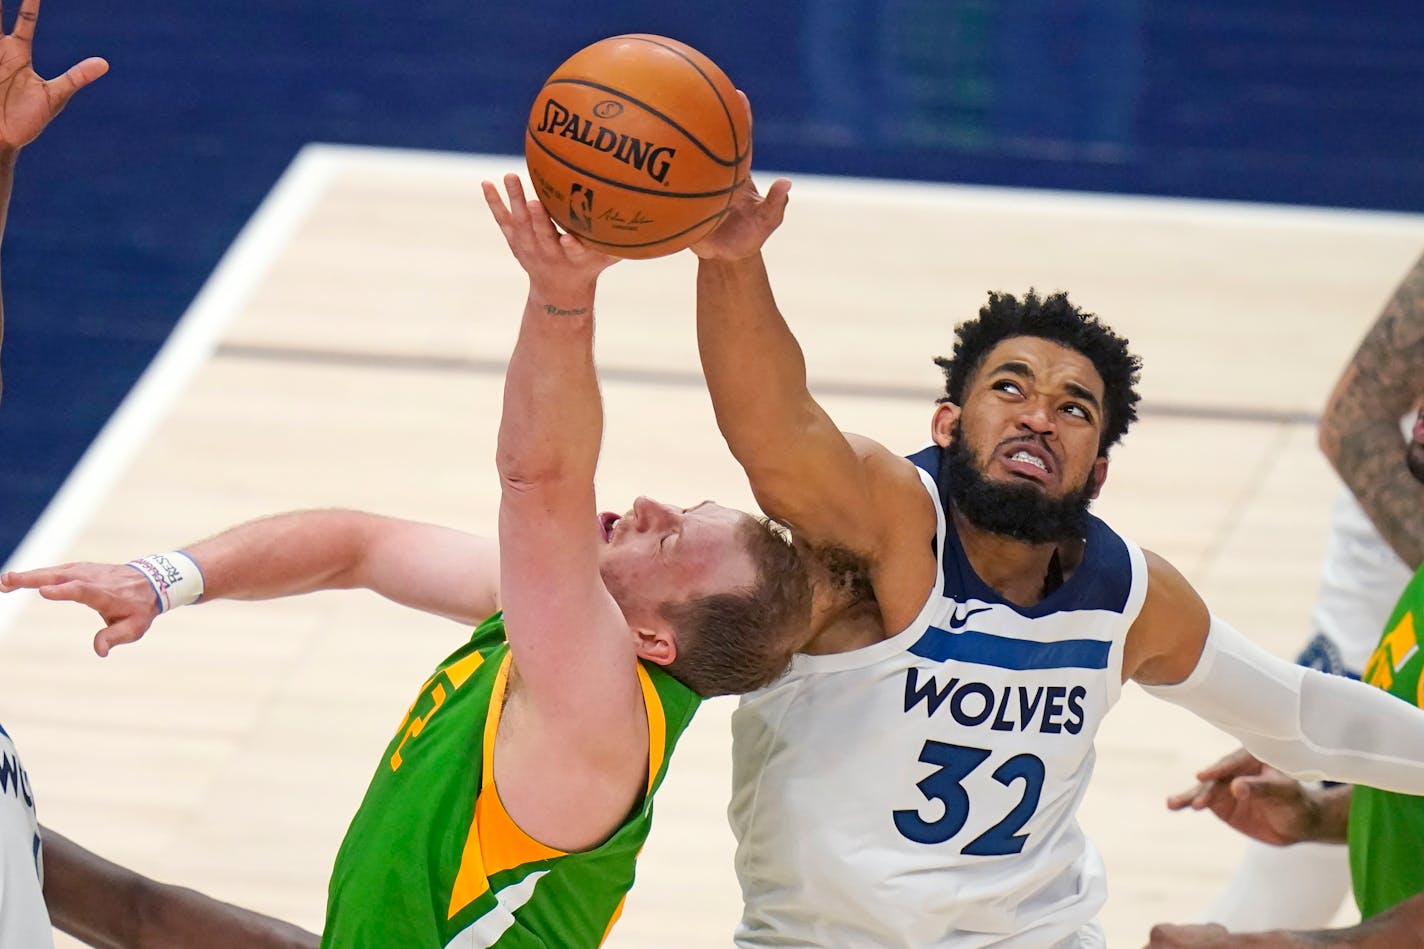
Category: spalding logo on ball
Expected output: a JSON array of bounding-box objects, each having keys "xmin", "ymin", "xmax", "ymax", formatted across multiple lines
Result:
[{"xmin": 525, "ymin": 34, "xmax": 751, "ymax": 260}]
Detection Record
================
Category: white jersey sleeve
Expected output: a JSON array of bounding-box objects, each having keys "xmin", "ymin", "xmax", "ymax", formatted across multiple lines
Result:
[{"xmin": 0, "ymin": 724, "xmax": 53, "ymax": 949}]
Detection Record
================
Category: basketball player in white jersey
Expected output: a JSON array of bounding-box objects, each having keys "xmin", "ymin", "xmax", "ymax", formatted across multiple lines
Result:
[{"xmin": 689, "ymin": 169, "xmax": 1424, "ymax": 947}]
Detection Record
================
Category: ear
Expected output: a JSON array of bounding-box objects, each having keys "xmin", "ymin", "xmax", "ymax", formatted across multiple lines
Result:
[
  {"xmin": 1090, "ymin": 456, "xmax": 1109, "ymax": 499},
  {"xmin": 632, "ymin": 624, "xmax": 678, "ymax": 667},
  {"xmin": 931, "ymin": 402, "xmax": 961, "ymax": 447}
]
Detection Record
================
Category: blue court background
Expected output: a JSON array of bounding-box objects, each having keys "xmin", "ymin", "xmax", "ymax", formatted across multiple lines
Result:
[{"xmin": 1, "ymin": 1, "xmax": 1421, "ymax": 560}]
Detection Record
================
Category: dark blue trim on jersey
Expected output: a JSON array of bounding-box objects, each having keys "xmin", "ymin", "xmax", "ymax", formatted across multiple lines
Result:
[
  {"xmin": 911, "ymin": 625, "xmax": 1112, "ymax": 670},
  {"xmin": 908, "ymin": 445, "xmax": 1133, "ymax": 617},
  {"xmin": 0, "ymin": 722, "xmax": 8, "ymax": 739}
]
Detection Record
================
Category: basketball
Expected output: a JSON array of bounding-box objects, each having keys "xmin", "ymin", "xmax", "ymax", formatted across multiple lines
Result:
[{"xmin": 524, "ymin": 34, "xmax": 751, "ymax": 260}]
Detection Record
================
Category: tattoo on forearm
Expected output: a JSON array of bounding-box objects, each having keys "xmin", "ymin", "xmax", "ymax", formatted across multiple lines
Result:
[
  {"xmin": 543, "ymin": 304, "xmax": 588, "ymax": 317},
  {"xmin": 1320, "ymin": 251, "xmax": 1424, "ymax": 568}
]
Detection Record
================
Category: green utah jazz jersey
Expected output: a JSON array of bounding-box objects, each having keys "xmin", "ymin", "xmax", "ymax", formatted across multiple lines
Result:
[
  {"xmin": 1348, "ymin": 563, "xmax": 1424, "ymax": 919},
  {"xmin": 320, "ymin": 612, "xmax": 701, "ymax": 948}
]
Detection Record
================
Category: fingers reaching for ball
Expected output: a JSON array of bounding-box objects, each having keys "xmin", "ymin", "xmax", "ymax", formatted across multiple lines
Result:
[{"xmin": 484, "ymin": 174, "xmax": 618, "ymax": 301}]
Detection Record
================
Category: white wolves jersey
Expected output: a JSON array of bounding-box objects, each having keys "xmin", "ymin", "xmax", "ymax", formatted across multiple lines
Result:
[
  {"xmin": 0, "ymin": 722, "xmax": 51, "ymax": 948},
  {"xmin": 729, "ymin": 445, "xmax": 1148, "ymax": 948}
]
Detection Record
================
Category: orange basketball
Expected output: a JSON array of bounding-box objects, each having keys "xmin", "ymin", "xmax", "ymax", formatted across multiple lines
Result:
[{"xmin": 524, "ymin": 34, "xmax": 751, "ymax": 260}]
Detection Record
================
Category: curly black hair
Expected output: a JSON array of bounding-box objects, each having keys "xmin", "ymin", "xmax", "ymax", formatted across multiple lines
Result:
[{"xmin": 933, "ymin": 289, "xmax": 1142, "ymax": 455}]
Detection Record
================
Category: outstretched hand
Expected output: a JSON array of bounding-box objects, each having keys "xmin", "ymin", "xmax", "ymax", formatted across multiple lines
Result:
[
  {"xmin": 690, "ymin": 93, "xmax": 788, "ymax": 261},
  {"xmin": 0, "ymin": 0, "xmax": 107, "ymax": 152},
  {"xmin": 482, "ymin": 173, "xmax": 617, "ymax": 306},
  {"xmin": 1166, "ymin": 747, "xmax": 1319, "ymax": 847},
  {"xmin": 0, "ymin": 562, "xmax": 160, "ymax": 657},
  {"xmin": 691, "ymin": 176, "xmax": 791, "ymax": 261}
]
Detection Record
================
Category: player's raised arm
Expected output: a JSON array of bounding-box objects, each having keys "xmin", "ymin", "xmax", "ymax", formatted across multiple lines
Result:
[
  {"xmin": 691, "ymin": 174, "xmax": 923, "ymax": 563},
  {"xmin": 483, "ymin": 174, "xmax": 641, "ymax": 733},
  {"xmin": 0, "ymin": 0, "xmax": 108, "ymax": 402},
  {"xmin": 0, "ymin": 510, "xmax": 501, "ymax": 656},
  {"xmin": 1318, "ymin": 250, "xmax": 1424, "ymax": 569},
  {"xmin": 1128, "ymin": 551, "xmax": 1424, "ymax": 795}
]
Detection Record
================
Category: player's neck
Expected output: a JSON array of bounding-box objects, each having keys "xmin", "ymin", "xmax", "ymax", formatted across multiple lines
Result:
[{"xmin": 950, "ymin": 506, "xmax": 1068, "ymax": 607}]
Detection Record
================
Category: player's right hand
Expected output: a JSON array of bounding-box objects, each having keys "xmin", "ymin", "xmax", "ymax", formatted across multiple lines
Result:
[
  {"xmin": 0, "ymin": 562, "xmax": 161, "ymax": 657},
  {"xmin": 482, "ymin": 173, "xmax": 617, "ymax": 307},
  {"xmin": 1165, "ymin": 747, "xmax": 1319, "ymax": 847}
]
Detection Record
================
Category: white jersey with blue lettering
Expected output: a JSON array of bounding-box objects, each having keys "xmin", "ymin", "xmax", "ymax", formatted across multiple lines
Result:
[
  {"xmin": 0, "ymin": 722, "xmax": 51, "ymax": 949},
  {"xmin": 730, "ymin": 445, "xmax": 1148, "ymax": 948}
]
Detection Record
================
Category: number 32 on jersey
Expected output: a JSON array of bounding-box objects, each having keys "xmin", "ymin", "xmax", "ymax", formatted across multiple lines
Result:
[{"xmin": 894, "ymin": 741, "xmax": 1046, "ymax": 856}]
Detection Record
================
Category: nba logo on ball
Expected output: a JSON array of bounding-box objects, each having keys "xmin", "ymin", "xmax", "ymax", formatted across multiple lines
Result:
[{"xmin": 525, "ymin": 34, "xmax": 752, "ymax": 259}]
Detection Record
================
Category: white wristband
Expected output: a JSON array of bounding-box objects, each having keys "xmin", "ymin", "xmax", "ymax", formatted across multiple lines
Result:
[{"xmin": 127, "ymin": 551, "xmax": 205, "ymax": 613}]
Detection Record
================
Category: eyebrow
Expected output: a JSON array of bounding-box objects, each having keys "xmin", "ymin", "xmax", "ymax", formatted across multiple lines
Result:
[
  {"xmin": 687, "ymin": 500, "xmax": 714, "ymax": 513},
  {"xmin": 988, "ymin": 361, "xmax": 1103, "ymax": 416}
]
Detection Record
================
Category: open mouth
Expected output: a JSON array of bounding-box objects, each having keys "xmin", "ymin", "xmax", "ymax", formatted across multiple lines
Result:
[
  {"xmin": 999, "ymin": 442, "xmax": 1053, "ymax": 483},
  {"xmin": 598, "ymin": 512, "xmax": 621, "ymax": 542}
]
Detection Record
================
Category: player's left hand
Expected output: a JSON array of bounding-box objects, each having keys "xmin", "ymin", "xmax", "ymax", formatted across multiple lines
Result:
[
  {"xmin": 0, "ymin": 0, "xmax": 108, "ymax": 152},
  {"xmin": 483, "ymin": 173, "xmax": 618, "ymax": 307}
]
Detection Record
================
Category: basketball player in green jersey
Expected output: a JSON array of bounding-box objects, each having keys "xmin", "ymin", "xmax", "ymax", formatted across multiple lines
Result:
[
  {"xmin": 1148, "ymin": 250, "xmax": 1424, "ymax": 948},
  {"xmin": 5, "ymin": 174, "xmax": 812, "ymax": 947}
]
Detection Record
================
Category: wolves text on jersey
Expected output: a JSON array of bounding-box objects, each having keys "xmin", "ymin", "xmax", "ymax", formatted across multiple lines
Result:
[{"xmin": 903, "ymin": 667, "xmax": 1087, "ymax": 735}]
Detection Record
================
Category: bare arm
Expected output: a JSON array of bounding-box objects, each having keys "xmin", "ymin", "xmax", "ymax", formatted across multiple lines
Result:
[
  {"xmin": 42, "ymin": 826, "xmax": 319, "ymax": 949},
  {"xmin": 1146, "ymin": 893, "xmax": 1424, "ymax": 948},
  {"xmin": 692, "ymin": 181, "xmax": 898, "ymax": 554},
  {"xmin": 1318, "ymin": 250, "xmax": 1424, "ymax": 568},
  {"xmin": 184, "ymin": 509, "xmax": 499, "ymax": 622},
  {"xmin": 1, "ymin": 510, "xmax": 500, "ymax": 655},
  {"xmin": 483, "ymin": 174, "xmax": 642, "ymax": 754}
]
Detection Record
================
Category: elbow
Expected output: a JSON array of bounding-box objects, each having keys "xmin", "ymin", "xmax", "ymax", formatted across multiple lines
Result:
[
  {"xmin": 496, "ymin": 454, "xmax": 579, "ymax": 501},
  {"xmin": 496, "ymin": 447, "xmax": 558, "ymax": 495}
]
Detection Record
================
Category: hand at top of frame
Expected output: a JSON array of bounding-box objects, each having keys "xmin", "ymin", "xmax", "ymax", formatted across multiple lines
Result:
[{"xmin": 0, "ymin": 0, "xmax": 108, "ymax": 152}]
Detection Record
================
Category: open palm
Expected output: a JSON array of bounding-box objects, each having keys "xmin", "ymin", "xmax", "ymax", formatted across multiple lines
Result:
[{"xmin": 0, "ymin": 0, "xmax": 107, "ymax": 151}]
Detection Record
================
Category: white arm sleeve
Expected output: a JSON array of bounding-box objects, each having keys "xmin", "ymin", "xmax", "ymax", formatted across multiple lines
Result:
[{"xmin": 1142, "ymin": 615, "xmax": 1424, "ymax": 793}]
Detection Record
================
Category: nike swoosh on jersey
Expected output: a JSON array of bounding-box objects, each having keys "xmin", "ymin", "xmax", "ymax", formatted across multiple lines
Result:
[{"xmin": 948, "ymin": 606, "xmax": 991, "ymax": 629}]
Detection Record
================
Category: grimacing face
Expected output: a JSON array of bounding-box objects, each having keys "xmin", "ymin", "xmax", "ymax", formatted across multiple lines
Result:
[
  {"xmin": 934, "ymin": 337, "xmax": 1110, "ymax": 543},
  {"xmin": 596, "ymin": 497, "xmax": 758, "ymax": 634},
  {"xmin": 958, "ymin": 337, "xmax": 1106, "ymax": 495}
]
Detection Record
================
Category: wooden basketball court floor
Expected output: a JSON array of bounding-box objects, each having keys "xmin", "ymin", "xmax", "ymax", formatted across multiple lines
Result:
[{"xmin": 3, "ymin": 144, "xmax": 1423, "ymax": 947}]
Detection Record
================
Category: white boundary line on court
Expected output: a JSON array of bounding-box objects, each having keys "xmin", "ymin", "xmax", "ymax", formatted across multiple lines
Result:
[
  {"xmin": 0, "ymin": 144, "xmax": 344, "ymax": 639},
  {"xmin": 2, "ymin": 141, "xmax": 1423, "ymax": 644},
  {"xmin": 311, "ymin": 141, "xmax": 1424, "ymax": 234}
]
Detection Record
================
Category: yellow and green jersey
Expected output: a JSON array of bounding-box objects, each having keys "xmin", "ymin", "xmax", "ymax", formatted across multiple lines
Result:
[
  {"xmin": 1348, "ymin": 563, "xmax": 1424, "ymax": 919},
  {"xmin": 320, "ymin": 612, "xmax": 701, "ymax": 948}
]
